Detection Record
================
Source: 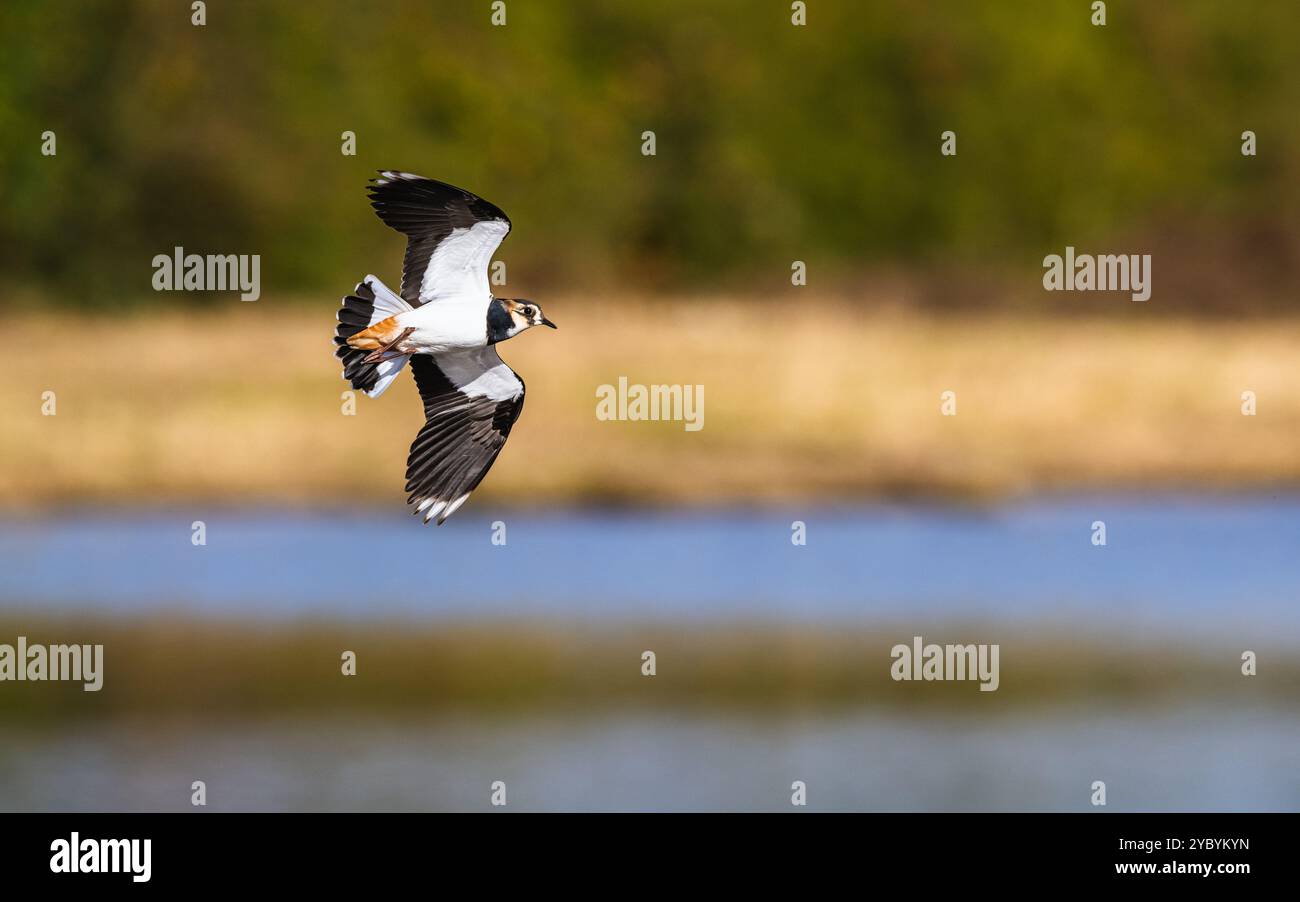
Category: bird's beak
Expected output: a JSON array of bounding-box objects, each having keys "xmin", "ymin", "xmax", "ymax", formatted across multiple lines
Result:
[{"xmin": 541, "ymin": 316, "xmax": 558, "ymax": 329}]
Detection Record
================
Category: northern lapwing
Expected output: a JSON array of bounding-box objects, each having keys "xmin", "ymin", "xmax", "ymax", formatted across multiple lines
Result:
[{"xmin": 334, "ymin": 172, "xmax": 555, "ymax": 524}]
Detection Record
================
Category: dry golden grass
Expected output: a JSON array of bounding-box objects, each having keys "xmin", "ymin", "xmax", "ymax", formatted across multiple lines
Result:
[{"xmin": 2, "ymin": 300, "xmax": 1298, "ymax": 508}]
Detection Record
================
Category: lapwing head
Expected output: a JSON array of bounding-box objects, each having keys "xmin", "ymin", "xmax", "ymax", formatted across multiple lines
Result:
[{"xmin": 505, "ymin": 298, "xmax": 557, "ymax": 332}]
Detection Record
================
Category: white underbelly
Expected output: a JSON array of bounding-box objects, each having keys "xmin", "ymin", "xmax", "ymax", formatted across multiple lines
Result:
[{"xmin": 398, "ymin": 301, "xmax": 487, "ymax": 354}]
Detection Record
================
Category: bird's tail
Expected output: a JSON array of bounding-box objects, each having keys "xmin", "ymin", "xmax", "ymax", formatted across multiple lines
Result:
[{"xmin": 334, "ymin": 276, "xmax": 413, "ymax": 398}]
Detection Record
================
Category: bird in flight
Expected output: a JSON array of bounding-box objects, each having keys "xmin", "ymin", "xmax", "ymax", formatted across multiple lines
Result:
[{"xmin": 334, "ymin": 171, "xmax": 555, "ymax": 524}]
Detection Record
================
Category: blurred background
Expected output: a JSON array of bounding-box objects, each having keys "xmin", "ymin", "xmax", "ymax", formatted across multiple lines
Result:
[{"xmin": 0, "ymin": 0, "xmax": 1297, "ymax": 811}]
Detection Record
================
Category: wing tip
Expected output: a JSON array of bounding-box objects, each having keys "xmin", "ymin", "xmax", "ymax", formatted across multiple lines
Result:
[
  {"xmin": 409, "ymin": 492, "xmax": 472, "ymax": 525},
  {"xmin": 372, "ymin": 169, "xmax": 424, "ymax": 185},
  {"xmin": 366, "ymin": 172, "xmax": 511, "ymax": 226}
]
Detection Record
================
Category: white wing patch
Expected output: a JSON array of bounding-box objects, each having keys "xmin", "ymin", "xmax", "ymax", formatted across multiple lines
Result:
[
  {"xmin": 435, "ymin": 346, "xmax": 523, "ymax": 401},
  {"xmin": 363, "ymin": 353, "xmax": 409, "ymax": 399},
  {"xmin": 419, "ymin": 220, "xmax": 510, "ymax": 305}
]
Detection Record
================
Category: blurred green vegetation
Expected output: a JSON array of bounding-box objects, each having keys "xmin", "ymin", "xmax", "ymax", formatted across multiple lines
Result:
[
  {"xmin": 1, "ymin": 615, "xmax": 1295, "ymax": 721},
  {"xmin": 1, "ymin": 0, "xmax": 1296, "ymax": 307}
]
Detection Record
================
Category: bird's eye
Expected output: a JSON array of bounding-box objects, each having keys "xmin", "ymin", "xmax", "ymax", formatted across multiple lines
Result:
[{"xmin": 521, "ymin": 306, "xmax": 534, "ymax": 317}]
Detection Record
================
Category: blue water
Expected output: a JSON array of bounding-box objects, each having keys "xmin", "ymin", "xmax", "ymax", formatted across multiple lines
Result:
[
  {"xmin": 5, "ymin": 705, "xmax": 1298, "ymax": 812},
  {"xmin": 2, "ymin": 497, "xmax": 1297, "ymax": 812},
  {"xmin": 1, "ymin": 495, "xmax": 1297, "ymax": 639}
]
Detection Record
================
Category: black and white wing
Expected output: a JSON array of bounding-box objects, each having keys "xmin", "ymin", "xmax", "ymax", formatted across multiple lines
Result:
[
  {"xmin": 405, "ymin": 348, "xmax": 525, "ymax": 525},
  {"xmin": 367, "ymin": 171, "xmax": 511, "ymax": 308}
]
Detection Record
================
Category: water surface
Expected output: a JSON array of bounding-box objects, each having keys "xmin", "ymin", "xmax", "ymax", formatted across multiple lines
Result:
[
  {"xmin": 1, "ymin": 496, "xmax": 1296, "ymax": 641},
  {"xmin": 3, "ymin": 705, "xmax": 1295, "ymax": 812}
]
